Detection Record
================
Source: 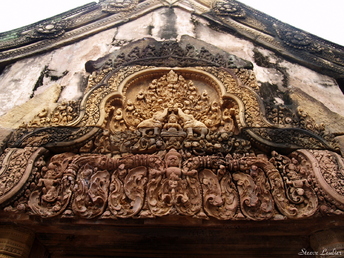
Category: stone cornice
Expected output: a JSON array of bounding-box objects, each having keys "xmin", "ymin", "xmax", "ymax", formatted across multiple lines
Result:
[{"xmin": 0, "ymin": 0, "xmax": 343, "ymax": 81}]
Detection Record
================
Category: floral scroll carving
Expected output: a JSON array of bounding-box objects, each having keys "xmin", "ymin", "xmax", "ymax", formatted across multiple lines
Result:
[
  {"xmin": 29, "ymin": 153, "xmax": 75, "ymax": 218},
  {"xmin": 1, "ymin": 40, "xmax": 343, "ymax": 223},
  {"xmin": 3, "ymin": 146, "xmax": 344, "ymax": 221}
]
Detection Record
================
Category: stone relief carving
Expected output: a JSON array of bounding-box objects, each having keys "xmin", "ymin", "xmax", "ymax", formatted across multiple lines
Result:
[
  {"xmin": 213, "ymin": 0, "xmax": 246, "ymax": 18},
  {"xmin": 273, "ymin": 23, "xmax": 323, "ymax": 53},
  {"xmin": 1, "ymin": 40, "xmax": 342, "ymax": 222},
  {"xmin": 23, "ymin": 100, "xmax": 81, "ymax": 128},
  {"xmin": 28, "ymin": 153, "xmax": 75, "ymax": 218},
  {"xmin": 85, "ymin": 39, "xmax": 253, "ymax": 76},
  {"xmin": 2, "ymin": 147, "xmax": 344, "ymax": 220},
  {"xmin": 100, "ymin": 0, "xmax": 138, "ymax": 13},
  {"xmin": 28, "ymin": 20, "xmax": 69, "ymax": 39}
]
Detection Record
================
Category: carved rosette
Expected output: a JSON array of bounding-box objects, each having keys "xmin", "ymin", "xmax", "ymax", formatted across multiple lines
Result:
[
  {"xmin": 274, "ymin": 23, "xmax": 323, "ymax": 52},
  {"xmin": 213, "ymin": 0, "xmax": 246, "ymax": 18},
  {"xmin": 26, "ymin": 20, "xmax": 69, "ymax": 39}
]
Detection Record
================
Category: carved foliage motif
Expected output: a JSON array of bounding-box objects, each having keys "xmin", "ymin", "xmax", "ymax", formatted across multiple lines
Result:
[
  {"xmin": 2, "ymin": 41, "xmax": 342, "ymax": 222},
  {"xmin": 232, "ymin": 166, "xmax": 274, "ymax": 220},
  {"xmin": 29, "ymin": 153, "xmax": 75, "ymax": 218},
  {"xmin": 116, "ymin": 70, "xmax": 222, "ymax": 130},
  {"xmin": 85, "ymin": 39, "xmax": 253, "ymax": 83},
  {"xmin": 5, "ymin": 147, "xmax": 344, "ymax": 220},
  {"xmin": 24, "ymin": 62, "xmax": 334, "ymax": 153},
  {"xmin": 0, "ymin": 147, "xmax": 46, "ymax": 205},
  {"xmin": 25, "ymin": 100, "xmax": 81, "ymax": 128},
  {"xmin": 305, "ymin": 150, "xmax": 344, "ymax": 212}
]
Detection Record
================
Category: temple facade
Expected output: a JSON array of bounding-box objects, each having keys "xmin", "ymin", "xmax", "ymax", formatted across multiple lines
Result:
[{"xmin": 0, "ymin": 0, "xmax": 344, "ymax": 257}]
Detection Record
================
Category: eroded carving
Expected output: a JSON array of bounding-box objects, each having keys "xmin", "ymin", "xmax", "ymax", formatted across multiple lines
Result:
[
  {"xmin": 213, "ymin": 0, "xmax": 246, "ymax": 18},
  {"xmin": 100, "ymin": 0, "xmax": 138, "ymax": 13},
  {"xmin": 274, "ymin": 23, "xmax": 323, "ymax": 53},
  {"xmin": 4, "ymin": 148, "xmax": 340, "ymax": 220},
  {"xmin": 2, "ymin": 52, "xmax": 342, "ymax": 223},
  {"xmin": 28, "ymin": 153, "xmax": 75, "ymax": 218}
]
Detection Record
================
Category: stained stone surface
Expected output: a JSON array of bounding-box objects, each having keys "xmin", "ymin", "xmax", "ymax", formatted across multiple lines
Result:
[
  {"xmin": 0, "ymin": 84, "xmax": 62, "ymax": 129},
  {"xmin": 0, "ymin": 2, "xmax": 343, "ymax": 257},
  {"xmin": 0, "ymin": 8, "xmax": 342, "ymax": 126},
  {"xmin": 0, "ymin": 27, "xmax": 118, "ymax": 118}
]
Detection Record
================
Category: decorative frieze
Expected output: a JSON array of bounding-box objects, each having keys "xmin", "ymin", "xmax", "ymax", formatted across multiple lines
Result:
[
  {"xmin": 0, "ymin": 39, "xmax": 342, "ymax": 223},
  {"xmin": 2, "ymin": 148, "xmax": 344, "ymax": 220}
]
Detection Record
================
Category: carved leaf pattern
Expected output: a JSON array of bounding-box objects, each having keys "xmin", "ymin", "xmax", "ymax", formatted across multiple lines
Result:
[
  {"xmin": 200, "ymin": 169, "xmax": 238, "ymax": 220},
  {"xmin": 147, "ymin": 174, "xmax": 172, "ymax": 216},
  {"xmin": 233, "ymin": 171, "xmax": 274, "ymax": 220},
  {"xmin": 72, "ymin": 165, "xmax": 110, "ymax": 219},
  {"xmin": 5, "ymin": 149, "xmax": 343, "ymax": 220},
  {"xmin": 175, "ymin": 172, "xmax": 202, "ymax": 217},
  {"xmin": 108, "ymin": 166, "xmax": 147, "ymax": 218},
  {"xmin": 28, "ymin": 153, "xmax": 75, "ymax": 218}
]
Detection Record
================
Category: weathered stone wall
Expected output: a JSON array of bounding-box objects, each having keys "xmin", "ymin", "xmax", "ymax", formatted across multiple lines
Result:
[{"xmin": 0, "ymin": 7, "xmax": 343, "ymax": 133}]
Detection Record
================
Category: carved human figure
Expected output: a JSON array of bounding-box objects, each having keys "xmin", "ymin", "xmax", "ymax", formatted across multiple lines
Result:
[
  {"xmin": 204, "ymin": 101, "xmax": 221, "ymax": 128},
  {"xmin": 28, "ymin": 153, "xmax": 75, "ymax": 218},
  {"xmin": 38, "ymin": 164, "xmax": 60, "ymax": 203},
  {"xmin": 163, "ymin": 113, "xmax": 181, "ymax": 131},
  {"xmin": 165, "ymin": 149, "xmax": 182, "ymax": 178},
  {"xmin": 284, "ymin": 157, "xmax": 310, "ymax": 202}
]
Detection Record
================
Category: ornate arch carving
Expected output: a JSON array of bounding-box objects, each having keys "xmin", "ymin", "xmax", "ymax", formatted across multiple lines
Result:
[{"xmin": 1, "ymin": 37, "xmax": 343, "ymax": 221}]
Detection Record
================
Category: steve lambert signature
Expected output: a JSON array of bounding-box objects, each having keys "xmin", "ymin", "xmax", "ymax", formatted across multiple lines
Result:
[{"xmin": 298, "ymin": 248, "xmax": 342, "ymax": 256}]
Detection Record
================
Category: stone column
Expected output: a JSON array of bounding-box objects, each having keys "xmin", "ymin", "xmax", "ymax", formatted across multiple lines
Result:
[
  {"xmin": 310, "ymin": 228, "xmax": 344, "ymax": 258},
  {"xmin": 0, "ymin": 225, "xmax": 35, "ymax": 258}
]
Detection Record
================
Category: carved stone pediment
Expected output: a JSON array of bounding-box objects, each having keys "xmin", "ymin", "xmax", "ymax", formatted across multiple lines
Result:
[{"xmin": 1, "ymin": 38, "xmax": 343, "ymax": 222}]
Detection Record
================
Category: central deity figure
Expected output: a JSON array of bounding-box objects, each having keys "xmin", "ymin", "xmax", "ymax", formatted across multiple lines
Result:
[{"xmin": 165, "ymin": 148, "xmax": 182, "ymax": 178}]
